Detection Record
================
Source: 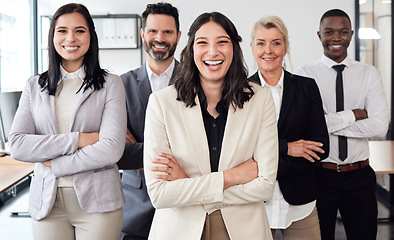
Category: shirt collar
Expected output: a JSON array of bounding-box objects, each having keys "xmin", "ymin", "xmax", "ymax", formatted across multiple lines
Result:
[
  {"xmin": 59, "ymin": 65, "xmax": 86, "ymax": 84},
  {"xmin": 321, "ymin": 54, "xmax": 350, "ymax": 69},
  {"xmin": 145, "ymin": 59, "xmax": 175, "ymax": 80},
  {"xmin": 258, "ymin": 69, "xmax": 284, "ymax": 88}
]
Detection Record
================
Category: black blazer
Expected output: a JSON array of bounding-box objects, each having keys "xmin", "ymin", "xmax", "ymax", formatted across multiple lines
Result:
[{"xmin": 250, "ymin": 70, "xmax": 329, "ymax": 205}]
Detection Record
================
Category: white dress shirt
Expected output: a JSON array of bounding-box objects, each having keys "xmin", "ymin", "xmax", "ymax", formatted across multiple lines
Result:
[
  {"xmin": 146, "ymin": 60, "xmax": 175, "ymax": 93},
  {"xmin": 295, "ymin": 55, "xmax": 389, "ymax": 164},
  {"xmin": 259, "ymin": 70, "xmax": 316, "ymax": 229}
]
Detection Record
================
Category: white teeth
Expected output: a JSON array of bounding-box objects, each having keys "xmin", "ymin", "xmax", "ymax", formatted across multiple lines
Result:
[
  {"xmin": 331, "ymin": 45, "xmax": 342, "ymax": 48},
  {"xmin": 264, "ymin": 58, "xmax": 275, "ymax": 61},
  {"xmin": 154, "ymin": 45, "xmax": 166, "ymax": 49},
  {"xmin": 64, "ymin": 46, "xmax": 78, "ymax": 50},
  {"xmin": 204, "ymin": 60, "xmax": 223, "ymax": 65}
]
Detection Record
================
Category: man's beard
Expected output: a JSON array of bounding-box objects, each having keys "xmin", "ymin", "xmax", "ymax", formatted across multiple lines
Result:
[{"xmin": 144, "ymin": 40, "xmax": 177, "ymax": 61}]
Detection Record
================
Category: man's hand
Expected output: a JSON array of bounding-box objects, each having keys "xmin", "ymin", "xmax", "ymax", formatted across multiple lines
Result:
[
  {"xmin": 126, "ymin": 129, "xmax": 137, "ymax": 143},
  {"xmin": 288, "ymin": 139, "xmax": 324, "ymax": 162},
  {"xmin": 352, "ymin": 109, "xmax": 368, "ymax": 121}
]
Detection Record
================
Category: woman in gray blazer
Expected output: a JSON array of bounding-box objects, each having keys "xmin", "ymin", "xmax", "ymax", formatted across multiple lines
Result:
[{"xmin": 9, "ymin": 3, "xmax": 126, "ymax": 240}]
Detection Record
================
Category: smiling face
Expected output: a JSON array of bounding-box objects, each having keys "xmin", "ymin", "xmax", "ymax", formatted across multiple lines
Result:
[
  {"xmin": 251, "ymin": 26, "xmax": 286, "ymax": 76},
  {"xmin": 141, "ymin": 14, "xmax": 180, "ymax": 62},
  {"xmin": 53, "ymin": 12, "xmax": 90, "ymax": 72},
  {"xmin": 193, "ymin": 21, "xmax": 233, "ymax": 86},
  {"xmin": 318, "ymin": 16, "xmax": 353, "ymax": 63}
]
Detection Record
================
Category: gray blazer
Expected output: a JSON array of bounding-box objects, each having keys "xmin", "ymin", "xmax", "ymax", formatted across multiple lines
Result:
[
  {"xmin": 9, "ymin": 73, "xmax": 127, "ymax": 221},
  {"xmin": 117, "ymin": 61, "xmax": 178, "ymax": 239}
]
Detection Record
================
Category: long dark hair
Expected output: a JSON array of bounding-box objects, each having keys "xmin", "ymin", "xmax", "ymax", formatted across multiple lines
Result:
[
  {"xmin": 173, "ymin": 12, "xmax": 254, "ymax": 109},
  {"xmin": 39, "ymin": 3, "xmax": 106, "ymax": 95}
]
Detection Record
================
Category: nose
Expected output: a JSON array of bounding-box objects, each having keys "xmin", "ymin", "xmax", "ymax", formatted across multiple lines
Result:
[
  {"xmin": 332, "ymin": 31, "xmax": 341, "ymax": 41},
  {"xmin": 155, "ymin": 32, "xmax": 164, "ymax": 43},
  {"xmin": 264, "ymin": 44, "xmax": 272, "ymax": 54},
  {"xmin": 207, "ymin": 44, "xmax": 218, "ymax": 57},
  {"xmin": 65, "ymin": 32, "xmax": 76, "ymax": 43}
]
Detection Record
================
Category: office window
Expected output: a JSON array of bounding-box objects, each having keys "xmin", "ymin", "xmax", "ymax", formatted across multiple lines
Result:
[{"xmin": 0, "ymin": 0, "xmax": 33, "ymax": 92}]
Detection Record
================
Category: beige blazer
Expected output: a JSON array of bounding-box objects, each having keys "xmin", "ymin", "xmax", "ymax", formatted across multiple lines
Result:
[
  {"xmin": 9, "ymin": 73, "xmax": 126, "ymax": 221},
  {"xmin": 144, "ymin": 82, "xmax": 278, "ymax": 240}
]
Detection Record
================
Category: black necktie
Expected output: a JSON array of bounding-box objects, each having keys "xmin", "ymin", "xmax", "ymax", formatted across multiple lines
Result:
[{"xmin": 333, "ymin": 64, "xmax": 347, "ymax": 161}]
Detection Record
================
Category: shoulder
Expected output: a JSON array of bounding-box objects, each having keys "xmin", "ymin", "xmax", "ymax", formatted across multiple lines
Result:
[
  {"xmin": 120, "ymin": 65, "xmax": 145, "ymax": 84},
  {"xmin": 249, "ymin": 81, "xmax": 271, "ymax": 101},
  {"xmin": 104, "ymin": 72, "xmax": 123, "ymax": 86},
  {"xmin": 348, "ymin": 59, "xmax": 380, "ymax": 74}
]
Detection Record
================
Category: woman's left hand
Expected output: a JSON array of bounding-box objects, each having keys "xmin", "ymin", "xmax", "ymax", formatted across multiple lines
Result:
[
  {"xmin": 151, "ymin": 153, "xmax": 189, "ymax": 181},
  {"xmin": 42, "ymin": 160, "xmax": 51, "ymax": 167}
]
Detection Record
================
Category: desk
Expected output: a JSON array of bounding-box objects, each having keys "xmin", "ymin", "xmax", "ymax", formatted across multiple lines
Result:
[
  {"xmin": 368, "ymin": 140, "xmax": 394, "ymax": 222},
  {"xmin": 369, "ymin": 140, "xmax": 394, "ymax": 174},
  {"xmin": 0, "ymin": 156, "xmax": 34, "ymax": 195}
]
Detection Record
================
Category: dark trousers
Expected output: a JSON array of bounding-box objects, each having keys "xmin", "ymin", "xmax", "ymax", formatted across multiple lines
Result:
[{"xmin": 315, "ymin": 165, "xmax": 377, "ymax": 240}]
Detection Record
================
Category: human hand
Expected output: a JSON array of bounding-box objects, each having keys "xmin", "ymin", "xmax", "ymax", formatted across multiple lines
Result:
[
  {"xmin": 287, "ymin": 139, "xmax": 324, "ymax": 162},
  {"xmin": 352, "ymin": 109, "xmax": 368, "ymax": 121},
  {"xmin": 126, "ymin": 129, "xmax": 137, "ymax": 143},
  {"xmin": 42, "ymin": 160, "xmax": 51, "ymax": 167},
  {"xmin": 78, "ymin": 132, "xmax": 99, "ymax": 148},
  {"xmin": 151, "ymin": 152, "xmax": 189, "ymax": 181},
  {"xmin": 223, "ymin": 158, "xmax": 258, "ymax": 190}
]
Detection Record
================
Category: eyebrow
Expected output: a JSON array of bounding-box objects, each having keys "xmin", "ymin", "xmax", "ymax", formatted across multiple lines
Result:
[
  {"xmin": 195, "ymin": 35, "xmax": 230, "ymax": 41},
  {"xmin": 56, "ymin": 26, "xmax": 88, "ymax": 30}
]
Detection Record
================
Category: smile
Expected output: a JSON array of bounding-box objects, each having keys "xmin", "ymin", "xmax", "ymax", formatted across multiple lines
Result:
[
  {"xmin": 63, "ymin": 46, "xmax": 79, "ymax": 50},
  {"xmin": 154, "ymin": 45, "xmax": 167, "ymax": 49},
  {"xmin": 204, "ymin": 60, "xmax": 223, "ymax": 66},
  {"xmin": 263, "ymin": 58, "xmax": 276, "ymax": 61},
  {"xmin": 330, "ymin": 44, "xmax": 343, "ymax": 49}
]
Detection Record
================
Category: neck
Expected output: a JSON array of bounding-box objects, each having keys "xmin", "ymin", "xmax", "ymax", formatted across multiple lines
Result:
[
  {"xmin": 61, "ymin": 60, "xmax": 83, "ymax": 73},
  {"xmin": 259, "ymin": 68, "xmax": 281, "ymax": 86},
  {"xmin": 147, "ymin": 55, "xmax": 174, "ymax": 75},
  {"xmin": 200, "ymin": 80, "xmax": 223, "ymax": 107}
]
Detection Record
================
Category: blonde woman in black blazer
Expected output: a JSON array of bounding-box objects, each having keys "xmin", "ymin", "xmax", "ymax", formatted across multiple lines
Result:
[{"xmin": 250, "ymin": 16, "xmax": 329, "ymax": 240}]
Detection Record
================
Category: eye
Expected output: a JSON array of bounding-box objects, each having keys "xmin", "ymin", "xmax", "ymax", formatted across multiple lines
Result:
[
  {"xmin": 76, "ymin": 29, "xmax": 86, "ymax": 34},
  {"xmin": 218, "ymin": 40, "xmax": 230, "ymax": 45},
  {"xmin": 57, "ymin": 29, "xmax": 66, "ymax": 34},
  {"xmin": 273, "ymin": 42, "xmax": 280, "ymax": 46},
  {"xmin": 256, "ymin": 41, "xmax": 264, "ymax": 46},
  {"xmin": 325, "ymin": 31, "xmax": 333, "ymax": 35},
  {"xmin": 195, "ymin": 40, "xmax": 207, "ymax": 45},
  {"xmin": 164, "ymin": 30, "xmax": 173, "ymax": 34}
]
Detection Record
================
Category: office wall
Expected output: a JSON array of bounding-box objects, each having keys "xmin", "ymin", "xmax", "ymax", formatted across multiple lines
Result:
[{"xmin": 38, "ymin": 0, "xmax": 354, "ymax": 75}]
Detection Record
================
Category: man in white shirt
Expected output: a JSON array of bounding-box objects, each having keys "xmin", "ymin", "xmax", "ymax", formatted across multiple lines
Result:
[
  {"xmin": 295, "ymin": 9, "xmax": 389, "ymax": 240},
  {"xmin": 116, "ymin": 2, "xmax": 181, "ymax": 239}
]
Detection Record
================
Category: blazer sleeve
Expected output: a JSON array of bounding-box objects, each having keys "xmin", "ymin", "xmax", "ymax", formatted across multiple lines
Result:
[
  {"xmin": 9, "ymin": 77, "xmax": 79, "ymax": 161},
  {"xmin": 305, "ymin": 79, "xmax": 329, "ymax": 160},
  {"xmin": 144, "ymin": 93, "xmax": 225, "ymax": 209},
  {"xmin": 219, "ymin": 87, "xmax": 278, "ymax": 205},
  {"xmin": 50, "ymin": 76, "xmax": 127, "ymax": 177}
]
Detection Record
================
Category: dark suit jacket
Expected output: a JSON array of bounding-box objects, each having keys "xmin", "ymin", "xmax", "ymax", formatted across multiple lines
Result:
[
  {"xmin": 117, "ymin": 61, "xmax": 179, "ymax": 239},
  {"xmin": 250, "ymin": 70, "xmax": 329, "ymax": 205}
]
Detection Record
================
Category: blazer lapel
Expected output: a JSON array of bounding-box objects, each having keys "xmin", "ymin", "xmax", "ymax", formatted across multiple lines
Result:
[
  {"xmin": 278, "ymin": 71, "xmax": 295, "ymax": 130},
  {"xmin": 137, "ymin": 65, "xmax": 152, "ymax": 111},
  {"xmin": 180, "ymin": 96, "xmax": 211, "ymax": 174},
  {"xmin": 39, "ymin": 90, "xmax": 58, "ymax": 134},
  {"xmin": 69, "ymin": 86, "xmax": 95, "ymax": 131},
  {"xmin": 219, "ymin": 104, "xmax": 250, "ymax": 171}
]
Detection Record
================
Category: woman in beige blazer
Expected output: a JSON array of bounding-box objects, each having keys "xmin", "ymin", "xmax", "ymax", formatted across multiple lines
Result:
[
  {"xmin": 143, "ymin": 12, "xmax": 278, "ymax": 240},
  {"xmin": 9, "ymin": 3, "xmax": 126, "ymax": 240}
]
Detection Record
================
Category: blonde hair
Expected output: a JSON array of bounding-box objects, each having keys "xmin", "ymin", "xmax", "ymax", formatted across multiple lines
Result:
[{"xmin": 251, "ymin": 16, "xmax": 291, "ymax": 69}]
